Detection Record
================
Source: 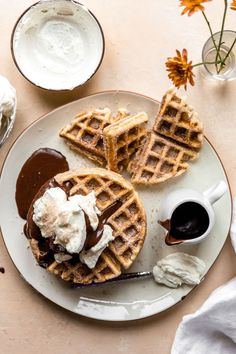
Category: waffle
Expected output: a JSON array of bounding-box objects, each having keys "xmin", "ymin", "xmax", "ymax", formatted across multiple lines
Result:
[
  {"xmin": 129, "ymin": 88, "xmax": 203, "ymax": 184},
  {"xmin": 153, "ymin": 88, "xmax": 203, "ymax": 150},
  {"xmin": 59, "ymin": 108, "xmax": 111, "ymax": 166},
  {"xmin": 59, "ymin": 108, "xmax": 130, "ymax": 167},
  {"xmin": 103, "ymin": 112, "xmax": 148, "ymax": 173},
  {"xmin": 128, "ymin": 132, "xmax": 199, "ymax": 184},
  {"xmin": 28, "ymin": 168, "xmax": 146, "ymax": 284}
]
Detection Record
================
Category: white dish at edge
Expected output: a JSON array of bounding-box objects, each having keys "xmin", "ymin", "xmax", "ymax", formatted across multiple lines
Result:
[{"xmin": 0, "ymin": 91, "xmax": 232, "ymax": 321}]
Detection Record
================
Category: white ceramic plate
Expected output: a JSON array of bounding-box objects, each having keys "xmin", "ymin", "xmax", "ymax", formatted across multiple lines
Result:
[{"xmin": 0, "ymin": 91, "xmax": 232, "ymax": 321}]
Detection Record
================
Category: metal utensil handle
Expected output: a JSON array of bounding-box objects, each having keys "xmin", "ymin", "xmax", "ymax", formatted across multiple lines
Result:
[{"xmin": 72, "ymin": 271, "xmax": 152, "ymax": 288}]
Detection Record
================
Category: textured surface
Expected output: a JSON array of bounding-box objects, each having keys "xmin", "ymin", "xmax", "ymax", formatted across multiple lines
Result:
[
  {"xmin": 104, "ymin": 112, "xmax": 148, "ymax": 172},
  {"xmin": 59, "ymin": 108, "xmax": 111, "ymax": 166},
  {"xmin": 0, "ymin": 0, "xmax": 236, "ymax": 353},
  {"xmin": 129, "ymin": 90, "xmax": 200, "ymax": 184},
  {"xmin": 129, "ymin": 132, "xmax": 191, "ymax": 184},
  {"xmin": 153, "ymin": 88, "xmax": 203, "ymax": 149},
  {"xmin": 60, "ymin": 108, "xmax": 130, "ymax": 167}
]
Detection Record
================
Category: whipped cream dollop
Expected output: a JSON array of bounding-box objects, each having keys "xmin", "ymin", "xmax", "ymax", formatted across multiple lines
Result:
[
  {"xmin": 33, "ymin": 188, "xmax": 114, "ymax": 268},
  {"xmin": 153, "ymin": 253, "xmax": 205, "ymax": 288},
  {"xmin": 33, "ymin": 187, "xmax": 67, "ymax": 237},
  {"xmin": 54, "ymin": 197, "xmax": 87, "ymax": 254},
  {"xmin": 0, "ymin": 75, "xmax": 16, "ymax": 129},
  {"xmin": 72, "ymin": 192, "xmax": 100, "ymax": 231}
]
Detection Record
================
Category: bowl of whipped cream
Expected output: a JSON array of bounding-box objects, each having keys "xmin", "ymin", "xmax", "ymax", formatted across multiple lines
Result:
[{"xmin": 11, "ymin": 0, "xmax": 105, "ymax": 91}]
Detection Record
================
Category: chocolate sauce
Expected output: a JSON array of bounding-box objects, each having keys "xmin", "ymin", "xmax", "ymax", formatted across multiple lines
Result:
[
  {"xmin": 165, "ymin": 232, "xmax": 185, "ymax": 246},
  {"xmin": 160, "ymin": 202, "xmax": 210, "ymax": 245},
  {"xmin": 159, "ymin": 219, "xmax": 184, "ymax": 245},
  {"xmin": 84, "ymin": 200, "xmax": 122, "ymax": 250},
  {"xmin": 159, "ymin": 219, "xmax": 170, "ymax": 231},
  {"xmin": 15, "ymin": 148, "xmax": 69, "ymax": 219},
  {"xmin": 0, "ymin": 267, "xmax": 5, "ymax": 274}
]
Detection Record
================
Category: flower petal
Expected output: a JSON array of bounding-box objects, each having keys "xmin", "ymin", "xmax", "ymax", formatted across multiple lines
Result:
[
  {"xmin": 165, "ymin": 48, "xmax": 195, "ymax": 90},
  {"xmin": 179, "ymin": 0, "xmax": 212, "ymax": 16}
]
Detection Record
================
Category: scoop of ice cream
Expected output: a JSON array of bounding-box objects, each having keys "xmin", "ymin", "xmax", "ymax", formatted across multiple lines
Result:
[
  {"xmin": 153, "ymin": 252, "xmax": 205, "ymax": 288},
  {"xmin": 0, "ymin": 75, "xmax": 16, "ymax": 124}
]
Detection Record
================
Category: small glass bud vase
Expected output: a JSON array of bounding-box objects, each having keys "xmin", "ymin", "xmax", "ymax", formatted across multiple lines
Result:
[{"xmin": 202, "ymin": 30, "xmax": 236, "ymax": 81}]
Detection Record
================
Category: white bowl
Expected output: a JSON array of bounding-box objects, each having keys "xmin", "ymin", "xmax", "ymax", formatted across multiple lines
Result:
[{"xmin": 11, "ymin": 0, "xmax": 105, "ymax": 91}]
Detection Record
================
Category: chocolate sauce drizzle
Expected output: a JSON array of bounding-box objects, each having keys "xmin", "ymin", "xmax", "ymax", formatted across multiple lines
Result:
[{"xmin": 84, "ymin": 200, "xmax": 122, "ymax": 250}]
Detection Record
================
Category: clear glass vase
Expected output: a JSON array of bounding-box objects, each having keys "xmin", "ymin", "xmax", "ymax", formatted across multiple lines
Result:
[{"xmin": 202, "ymin": 30, "xmax": 236, "ymax": 81}]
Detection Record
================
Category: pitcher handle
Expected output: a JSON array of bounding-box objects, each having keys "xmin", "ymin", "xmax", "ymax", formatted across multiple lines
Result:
[{"xmin": 203, "ymin": 181, "xmax": 228, "ymax": 205}]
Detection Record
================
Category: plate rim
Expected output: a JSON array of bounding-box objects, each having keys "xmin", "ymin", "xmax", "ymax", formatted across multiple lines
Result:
[{"xmin": 0, "ymin": 89, "xmax": 233, "ymax": 322}]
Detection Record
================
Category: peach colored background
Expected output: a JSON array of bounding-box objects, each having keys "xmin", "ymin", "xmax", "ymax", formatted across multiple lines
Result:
[{"xmin": 1, "ymin": 1, "xmax": 236, "ymax": 353}]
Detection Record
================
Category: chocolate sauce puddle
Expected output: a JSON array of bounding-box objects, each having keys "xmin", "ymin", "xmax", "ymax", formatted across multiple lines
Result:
[
  {"xmin": 16, "ymin": 148, "xmax": 69, "ymax": 219},
  {"xmin": 84, "ymin": 200, "xmax": 122, "ymax": 250}
]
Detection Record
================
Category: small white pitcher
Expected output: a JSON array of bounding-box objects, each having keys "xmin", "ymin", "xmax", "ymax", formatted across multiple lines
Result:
[{"xmin": 159, "ymin": 181, "xmax": 228, "ymax": 245}]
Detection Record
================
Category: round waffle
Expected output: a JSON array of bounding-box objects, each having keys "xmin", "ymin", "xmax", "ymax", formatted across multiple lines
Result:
[{"xmin": 26, "ymin": 168, "xmax": 146, "ymax": 284}]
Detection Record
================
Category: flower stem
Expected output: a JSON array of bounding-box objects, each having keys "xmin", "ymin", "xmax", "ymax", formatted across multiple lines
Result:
[
  {"xmin": 192, "ymin": 60, "xmax": 222, "ymax": 68},
  {"xmin": 201, "ymin": 11, "xmax": 223, "ymax": 68},
  {"xmin": 219, "ymin": 37, "xmax": 236, "ymax": 71},
  {"xmin": 215, "ymin": 0, "xmax": 228, "ymax": 73}
]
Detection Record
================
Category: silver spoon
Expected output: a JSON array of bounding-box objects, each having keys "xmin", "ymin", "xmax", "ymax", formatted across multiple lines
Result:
[{"xmin": 72, "ymin": 271, "xmax": 152, "ymax": 288}]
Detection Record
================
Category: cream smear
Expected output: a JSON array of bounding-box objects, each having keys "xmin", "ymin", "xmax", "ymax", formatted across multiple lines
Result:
[
  {"xmin": 12, "ymin": 0, "xmax": 104, "ymax": 90},
  {"xmin": 153, "ymin": 253, "xmax": 206, "ymax": 288}
]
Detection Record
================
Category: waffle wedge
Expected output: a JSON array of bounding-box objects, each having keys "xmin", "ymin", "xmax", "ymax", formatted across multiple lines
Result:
[
  {"xmin": 129, "ymin": 88, "xmax": 203, "ymax": 184},
  {"xmin": 129, "ymin": 132, "xmax": 199, "ymax": 184},
  {"xmin": 103, "ymin": 112, "xmax": 148, "ymax": 173},
  {"xmin": 59, "ymin": 108, "xmax": 130, "ymax": 166},
  {"xmin": 27, "ymin": 168, "xmax": 146, "ymax": 284},
  {"xmin": 153, "ymin": 88, "xmax": 203, "ymax": 150}
]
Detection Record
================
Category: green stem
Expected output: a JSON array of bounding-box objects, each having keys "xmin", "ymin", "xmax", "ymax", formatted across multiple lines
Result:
[
  {"xmin": 192, "ymin": 60, "xmax": 222, "ymax": 68},
  {"xmin": 215, "ymin": 0, "xmax": 228, "ymax": 73},
  {"xmin": 202, "ymin": 11, "xmax": 222, "ymax": 64},
  {"xmin": 202, "ymin": 11, "xmax": 222, "ymax": 70},
  {"xmin": 219, "ymin": 37, "xmax": 236, "ymax": 72}
]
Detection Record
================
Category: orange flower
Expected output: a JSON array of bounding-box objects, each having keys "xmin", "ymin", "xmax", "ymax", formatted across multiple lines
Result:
[
  {"xmin": 230, "ymin": 1, "xmax": 236, "ymax": 10},
  {"xmin": 180, "ymin": 0, "xmax": 212, "ymax": 16},
  {"xmin": 165, "ymin": 49, "xmax": 195, "ymax": 90}
]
